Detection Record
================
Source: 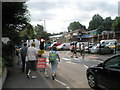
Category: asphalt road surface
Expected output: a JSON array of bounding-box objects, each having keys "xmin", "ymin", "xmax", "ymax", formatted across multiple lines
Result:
[{"xmin": 41, "ymin": 51, "xmax": 103, "ymax": 89}]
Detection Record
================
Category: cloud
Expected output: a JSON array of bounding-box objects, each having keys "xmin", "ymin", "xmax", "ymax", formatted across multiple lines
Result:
[{"xmin": 26, "ymin": 0, "xmax": 119, "ymax": 33}]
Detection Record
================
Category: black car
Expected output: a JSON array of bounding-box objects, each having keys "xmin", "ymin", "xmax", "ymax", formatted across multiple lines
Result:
[{"xmin": 86, "ymin": 54, "xmax": 120, "ymax": 90}]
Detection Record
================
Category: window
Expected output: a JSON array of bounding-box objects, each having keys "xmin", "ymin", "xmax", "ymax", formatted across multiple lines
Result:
[{"xmin": 104, "ymin": 55, "xmax": 120, "ymax": 71}]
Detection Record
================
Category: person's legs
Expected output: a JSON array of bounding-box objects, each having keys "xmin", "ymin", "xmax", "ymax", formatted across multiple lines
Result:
[
  {"xmin": 51, "ymin": 62, "xmax": 57, "ymax": 80},
  {"xmin": 21, "ymin": 56, "xmax": 26, "ymax": 72},
  {"xmin": 31, "ymin": 61, "xmax": 37, "ymax": 79},
  {"xmin": 26, "ymin": 61, "xmax": 31, "ymax": 78}
]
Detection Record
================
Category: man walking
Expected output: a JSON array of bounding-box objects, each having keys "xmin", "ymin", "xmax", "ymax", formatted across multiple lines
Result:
[
  {"xmin": 20, "ymin": 43, "xmax": 28, "ymax": 72},
  {"xmin": 27, "ymin": 42, "xmax": 38, "ymax": 79},
  {"xmin": 49, "ymin": 46, "xmax": 60, "ymax": 80}
]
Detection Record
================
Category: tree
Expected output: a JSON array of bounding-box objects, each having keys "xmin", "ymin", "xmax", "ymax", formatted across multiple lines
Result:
[
  {"xmin": 34, "ymin": 24, "xmax": 51, "ymax": 43},
  {"xmin": 2, "ymin": 2, "xmax": 30, "ymax": 45},
  {"xmin": 19, "ymin": 23, "xmax": 35, "ymax": 40},
  {"xmin": 103, "ymin": 17, "xmax": 113, "ymax": 31},
  {"xmin": 68, "ymin": 21, "xmax": 86, "ymax": 32},
  {"xmin": 88, "ymin": 14, "xmax": 104, "ymax": 30},
  {"xmin": 112, "ymin": 17, "xmax": 120, "ymax": 31},
  {"xmin": 2, "ymin": 2, "xmax": 29, "ymax": 67}
]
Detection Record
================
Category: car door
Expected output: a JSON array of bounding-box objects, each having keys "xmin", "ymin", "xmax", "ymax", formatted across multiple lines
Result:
[
  {"xmin": 102, "ymin": 55, "xmax": 120, "ymax": 89},
  {"xmin": 103, "ymin": 47, "xmax": 111, "ymax": 54}
]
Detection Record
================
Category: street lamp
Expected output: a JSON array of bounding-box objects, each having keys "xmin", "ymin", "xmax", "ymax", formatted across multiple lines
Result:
[{"xmin": 39, "ymin": 20, "xmax": 46, "ymax": 31}]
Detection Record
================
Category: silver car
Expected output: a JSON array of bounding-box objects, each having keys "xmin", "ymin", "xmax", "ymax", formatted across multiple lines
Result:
[{"xmin": 90, "ymin": 43, "xmax": 114, "ymax": 54}]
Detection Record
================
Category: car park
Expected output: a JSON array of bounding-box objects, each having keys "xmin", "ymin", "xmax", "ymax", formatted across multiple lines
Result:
[
  {"xmin": 86, "ymin": 54, "xmax": 120, "ymax": 90},
  {"xmin": 90, "ymin": 43, "xmax": 114, "ymax": 54}
]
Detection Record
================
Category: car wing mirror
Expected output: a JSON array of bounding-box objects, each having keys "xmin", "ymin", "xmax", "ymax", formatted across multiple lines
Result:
[{"xmin": 98, "ymin": 63, "xmax": 103, "ymax": 67}]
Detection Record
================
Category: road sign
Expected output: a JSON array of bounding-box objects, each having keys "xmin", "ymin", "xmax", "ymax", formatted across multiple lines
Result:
[{"xmin": 36, "ymin": 58, "xmax": 46, "ymax": 68}]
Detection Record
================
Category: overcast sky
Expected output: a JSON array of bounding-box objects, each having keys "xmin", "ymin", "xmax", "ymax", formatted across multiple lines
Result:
[{"xmin": 25, "ymin": 0, "xmax": 119, "ymax": 33}]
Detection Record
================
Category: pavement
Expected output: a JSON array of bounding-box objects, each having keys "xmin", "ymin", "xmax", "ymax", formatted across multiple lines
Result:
[{"xmin": 2, "ymin": 57, "xmax": 51, "ymax": 89}]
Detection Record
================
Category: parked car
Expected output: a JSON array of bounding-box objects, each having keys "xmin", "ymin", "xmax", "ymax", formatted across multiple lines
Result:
[
  {"xmin": 45, "ymin": 44, "xmax": 51, "ymax": 50},
  {"xmin": 84, "ymin": 43, "xmax": 94, "ymax": 53},
  {"xmin": 48, "ymin": 42, "xmax": 62, "ymax": 50},
  {"xmin": 76, "ymin": 42, "xmax": 89, "ymax": 52},
  {"xmin": 86, "ymin": 54, "xmax": 120, "ymax": 90},
  {"xmin": 107, "ymin": 42, "xmax": 120, "ymax": 50},
  {"xmin": 90, "ymin": 43, "xmax": 114, "ymax": 54},
  {"xmin": 56, "ymin": 43, "xmax": 70, "ymax": 50}
]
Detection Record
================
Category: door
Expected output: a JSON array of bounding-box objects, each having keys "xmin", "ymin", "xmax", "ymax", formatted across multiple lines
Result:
[{"xmin": 103, "ymin": 55, "xmax": 120, "ymax": 89}]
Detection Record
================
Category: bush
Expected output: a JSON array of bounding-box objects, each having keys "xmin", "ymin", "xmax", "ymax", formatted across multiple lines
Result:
[
  {"xmin": 2, "ymin": 42, "xmax": 15, "ymax": 67},
  {"xmin": 0, "ymin": 57, "xmax": 5, "ymax": 77}
]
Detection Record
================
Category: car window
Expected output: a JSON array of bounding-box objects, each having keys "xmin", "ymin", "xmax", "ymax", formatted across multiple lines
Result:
[{"xmin": 104, "ymin": 55, "xmax": 120, "ymax": 71}]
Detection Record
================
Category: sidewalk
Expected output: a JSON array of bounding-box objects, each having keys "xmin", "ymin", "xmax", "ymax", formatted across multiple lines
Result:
[{"xmin": 2, "ymin": 60, "xmax": 50, "ymax": 89}]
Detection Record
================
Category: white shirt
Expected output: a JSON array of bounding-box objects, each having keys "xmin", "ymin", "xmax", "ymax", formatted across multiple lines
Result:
[{"xmin": 27, "ymin": 46, "xmax": 37, "ymax": 61}]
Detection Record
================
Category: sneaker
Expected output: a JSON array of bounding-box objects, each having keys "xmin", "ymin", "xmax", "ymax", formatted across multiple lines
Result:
[
  {"xmin": 52, "ymin": 76, "xmax": 55, "ymax": 80},
  {"xmin": 27, "ymin": 74, "xmax": 30, "ymax": 78},
  {"xmin": 32, "ymin": 75, "xmax": 36, "ymax": 79}
]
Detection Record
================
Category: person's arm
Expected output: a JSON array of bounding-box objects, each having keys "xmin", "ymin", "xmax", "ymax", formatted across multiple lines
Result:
[{"xmin": 57, "ymin": 54, "xmax": 60, "ymax": 62}]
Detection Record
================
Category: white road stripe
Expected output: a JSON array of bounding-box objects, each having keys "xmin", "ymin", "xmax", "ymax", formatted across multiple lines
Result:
[
  {"xmin": 67, "ymin": 62, "xmax": 76, "ymax": 64},
  {"xmin": 84, "ymin": 65, "xmax": 88, "ymax": 68},
  {"xmin": 55, "ymin": 79, "xmax": 70, "ymax": 89},
  {"xmin": 74, "ymin": 58, "xmax": 80, "ymax": 60},
  {"xmin": 62, "ymin": 58, "xmax": 71, "ymax": 61}
]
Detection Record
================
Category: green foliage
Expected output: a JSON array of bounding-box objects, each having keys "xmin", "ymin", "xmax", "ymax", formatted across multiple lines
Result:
[
  {"xmin": 103, "ymin": 17, "xmax": 113, "ymax": 31},
  {"xmin": 19, "ymin": 23, "xmax": 35, "ymax": 40},
  {"xmin": 34, "ymin": 24, "xmax": 51, "ymax": 43},
  {"xmin": 2, "ymin": 42, "xmax": 15, "ymax": 67},
  {"xmin": 88, "ymin": 14, "xmax": 103, "ymax": 30},
  {"xmin": 2, "ymin": 2, "xmax": 29, "ymax": 45},
  {"xmin": 112, "ymin": 17, "xmax": 120, "ymax": 31},
  {"xmin": 68, "ymin": 21, "xmax": 86, "ymax": 32}
]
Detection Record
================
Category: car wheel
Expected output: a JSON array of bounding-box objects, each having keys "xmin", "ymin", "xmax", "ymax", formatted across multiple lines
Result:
[
  {"xmin": 110, "ymin": 50, "xmax": 114, "ymax": 54},
  {"xmin": 87, "ymin": 74, "xmax": 98, "ymax": 89}
]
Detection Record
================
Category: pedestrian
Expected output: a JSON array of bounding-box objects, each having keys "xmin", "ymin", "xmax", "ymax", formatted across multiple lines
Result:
[
  {"xmin": 15, "ymin": 46, "xmax": 20, "ymax": 65},
  {"xmin": 80, "ymin": 43, "xmax": 85, "ymax": 59},
  {"xmin": 49, "ymin": 46, "xmax": 60, "ymax": 80},
  {"xmin": 70, "ymin": 42, "xmax": 78, "ymax": 58},
  {"xmin": 26, "ymin": 42, "xmax": 38, "ymax": 79},
  {"xmin": 19, "ymin": 43, "xmax": 28, "ymax": 72}
]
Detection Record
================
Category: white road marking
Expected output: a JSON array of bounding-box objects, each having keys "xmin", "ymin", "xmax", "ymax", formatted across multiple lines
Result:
[
  {"xmin": 55, "ymin": 79, "xmax": 70, "ymax": 89},
  {"xmin": 74, "ymin": 58, "xmax": 80, "ymax": 60},
  {"xmin": 62, "ymin": 58, "xmax": 71, "ymax": 61},
  {"xmin": 84, "ymin": 65, "xmax": 88, "ymax": 68},
  {"xmin": 67, "ymin": 61, "xmax": 76, "ymax": 64}
]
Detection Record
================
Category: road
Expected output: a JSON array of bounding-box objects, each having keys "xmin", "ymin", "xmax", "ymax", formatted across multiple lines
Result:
[{"xmin": 40, "ymin": 51, "xmax": 104, "ymax": 89}]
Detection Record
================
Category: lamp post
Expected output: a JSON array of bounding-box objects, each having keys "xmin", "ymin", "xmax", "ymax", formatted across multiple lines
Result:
[{"xmin": 39, "ymin": 20, "xmax": 46, "ymax": 31}]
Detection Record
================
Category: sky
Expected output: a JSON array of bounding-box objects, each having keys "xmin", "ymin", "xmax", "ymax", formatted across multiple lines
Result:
[{"xmin": 25, "ymin": 0, "xmax": 119, "ymax": 33}]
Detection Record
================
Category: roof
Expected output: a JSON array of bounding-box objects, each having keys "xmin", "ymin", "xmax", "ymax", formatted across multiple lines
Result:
[{"xmin": 49, "ymin": 35, "xmax": 63, "ymax": 38}]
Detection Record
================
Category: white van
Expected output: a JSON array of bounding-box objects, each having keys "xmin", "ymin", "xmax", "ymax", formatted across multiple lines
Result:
[{"xmin": 100, "ymin": 39, "xmax": 117, "ymax": 45}]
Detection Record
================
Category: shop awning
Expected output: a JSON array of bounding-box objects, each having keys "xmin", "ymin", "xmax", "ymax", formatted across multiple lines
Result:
[{"xmin": 76, "ymin": 35, "xmax": 93, "ymax": 38}]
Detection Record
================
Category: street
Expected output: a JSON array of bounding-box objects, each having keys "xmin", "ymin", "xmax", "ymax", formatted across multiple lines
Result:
[
  {"xmin": 3, "ymin": 50, "xmax": 116, "ymax": 89},
  {"xmin": 39, "ymin": 51, "xmax": 105, "ymax": 89}
]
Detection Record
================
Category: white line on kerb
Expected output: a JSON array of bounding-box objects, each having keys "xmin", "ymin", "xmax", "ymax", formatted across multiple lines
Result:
[{"xmin": 84, "ymin": 65, "xmax": 88, "ymax": 68}]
